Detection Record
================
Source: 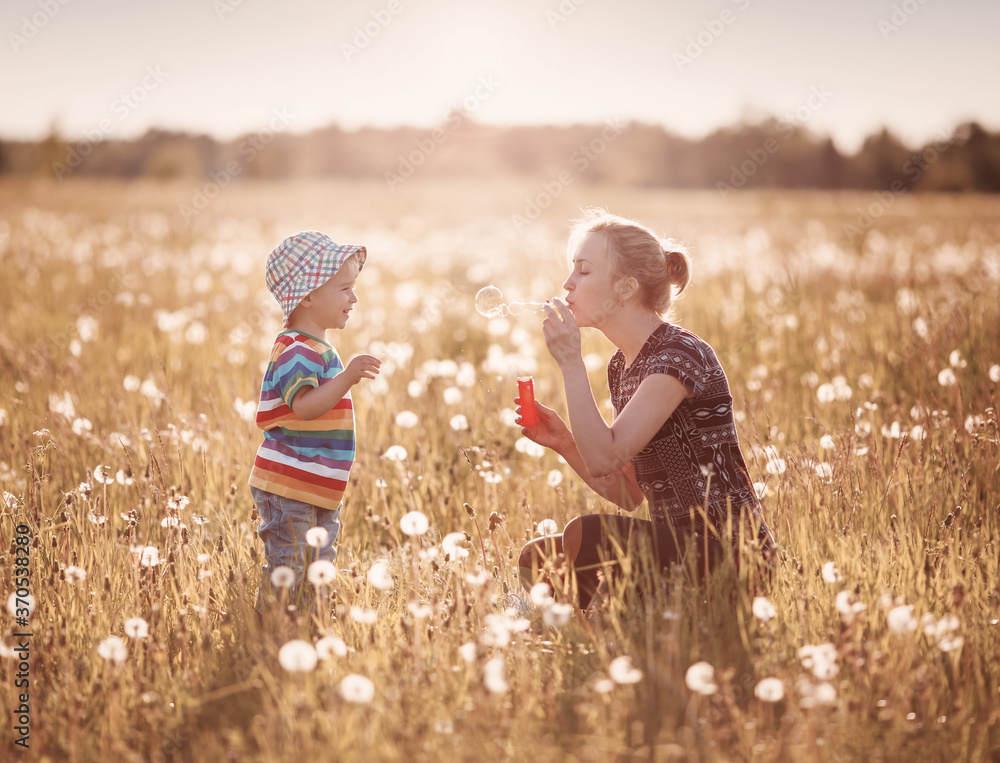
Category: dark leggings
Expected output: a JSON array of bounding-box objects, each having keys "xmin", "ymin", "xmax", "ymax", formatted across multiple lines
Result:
[{"xmin": 520, "ymin": 514, "xmax": 727, "ymax": 610}]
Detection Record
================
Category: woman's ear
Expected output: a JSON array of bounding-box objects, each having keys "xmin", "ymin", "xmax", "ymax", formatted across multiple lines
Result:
[{"xmin": 616, "ymin": 276, "xmax": 639, "ymax": 303}]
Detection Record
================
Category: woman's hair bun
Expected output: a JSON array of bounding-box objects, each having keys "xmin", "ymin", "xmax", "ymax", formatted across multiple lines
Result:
[{"xmin": 662, "ymin": 243, "xmax": 691, "ymax": 296}]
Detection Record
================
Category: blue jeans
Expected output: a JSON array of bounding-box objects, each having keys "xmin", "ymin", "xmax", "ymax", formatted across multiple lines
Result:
[{"xmin": 251, "ymin": 486, "xmax": 341, "ymax": 611}]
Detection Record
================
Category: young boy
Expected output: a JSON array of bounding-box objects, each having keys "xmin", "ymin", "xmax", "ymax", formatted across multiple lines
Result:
[{"xmin": 248, "ymin": 231, "xmax": 381, "ymax": 613}]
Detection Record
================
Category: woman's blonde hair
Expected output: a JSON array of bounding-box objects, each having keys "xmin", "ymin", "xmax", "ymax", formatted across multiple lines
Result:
[{"xmin": 568, "ymin": 208, "xmax": 690, "ymax": 316}]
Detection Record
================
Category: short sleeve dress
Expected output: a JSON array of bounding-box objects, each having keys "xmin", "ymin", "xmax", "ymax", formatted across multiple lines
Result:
[{"xmin": 608, "ymin": 322, "xmax": 769, "ymax": 545}]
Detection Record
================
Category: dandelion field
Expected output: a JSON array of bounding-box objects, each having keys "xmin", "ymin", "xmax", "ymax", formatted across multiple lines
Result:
[{"xmin": 1, "ymin": 177, "xmax": 999, "ymax": 762}]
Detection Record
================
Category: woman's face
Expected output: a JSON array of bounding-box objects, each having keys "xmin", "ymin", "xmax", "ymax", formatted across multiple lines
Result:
[{"xmin": 562, "ymin": 232, "xmax": 619, "ymax": 328}]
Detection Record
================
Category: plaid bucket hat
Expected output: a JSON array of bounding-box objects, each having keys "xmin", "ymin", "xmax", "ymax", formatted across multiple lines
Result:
[{"xmin": 265, "ymin": 231, "xmax": 367, "ymax": 327}]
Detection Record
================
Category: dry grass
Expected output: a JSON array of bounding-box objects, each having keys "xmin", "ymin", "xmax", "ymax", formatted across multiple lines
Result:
[{"xmin": 1, "ymin": 177, "xmax": 999, "ymax": 761}]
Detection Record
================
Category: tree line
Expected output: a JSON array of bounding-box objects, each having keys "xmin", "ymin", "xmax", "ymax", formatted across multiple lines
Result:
[{"xmin": 2, "ymin": 114, "xmax": 999, "ymax": 192}]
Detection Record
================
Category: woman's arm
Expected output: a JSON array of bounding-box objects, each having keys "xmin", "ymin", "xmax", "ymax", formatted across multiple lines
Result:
[
  {"xmin": 518, "ymin": 398, "xmax": 645, "ymax": 510},
  {"xmin": 542, "ymin": 300, "xmax": 691, "ymax": 479}
]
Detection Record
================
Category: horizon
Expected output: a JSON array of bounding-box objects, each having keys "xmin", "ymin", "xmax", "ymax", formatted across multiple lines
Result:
[{"xmin": 3, "ymin": 0, "xmax": 998, "ymax": 154}]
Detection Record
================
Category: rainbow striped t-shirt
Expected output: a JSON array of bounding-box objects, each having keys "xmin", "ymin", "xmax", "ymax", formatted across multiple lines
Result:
[{"xmin": 248, "ymin": 330, "xmax": 355, "ymax": 511}]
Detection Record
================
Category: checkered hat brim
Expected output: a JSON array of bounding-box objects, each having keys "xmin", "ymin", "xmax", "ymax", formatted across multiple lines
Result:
[{"xmin": 265, "ymin": 231, "xmax": 367, "ymax": 327}]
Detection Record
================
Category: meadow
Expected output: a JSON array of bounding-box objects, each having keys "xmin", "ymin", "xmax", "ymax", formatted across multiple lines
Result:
[{"xmin": 0, "ymin": 176, "xmax": 998, "ymax": 762}]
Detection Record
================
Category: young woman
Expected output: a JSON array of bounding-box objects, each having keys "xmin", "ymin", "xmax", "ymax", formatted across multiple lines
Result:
[{"xmin": 517, "ymin": 209, "xmax": 771, "ymax": 609}]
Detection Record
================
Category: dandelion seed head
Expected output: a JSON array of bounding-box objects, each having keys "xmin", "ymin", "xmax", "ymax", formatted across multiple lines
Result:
[
  {"xmin": 349, "ymin": 606, "xmax": 378, "ymax": 624},
  {"xmin": 340, "ymin": 674, "xmax": 375, "ymax": 703},
  {"xmin": 887, "ymin": 604, "xmax": 917, "ymax": 634},
  {"xmin": 315, "ymin": 635, "xmax": 348, "ymax": 659},
  {"xmin": 399, "ymin": 510, "xmax": 429, "ymax": 536},
  {"xmin": 407, "ymin": 602, "xmax": 433, "ymax": 619},
  {"xmin": 821, "ymin": 561, "xmax": 841, "ymax": 583},
  {"xmin": 542, "ymin": 602, "xmax": 573, "ymax": 627},
  {"xmin": 529, "ymin": 582, "xmax": 554, "ymax": 607},
  {"xmin": 535, "ymin": 518, "xmax": 559, "ymax": 537},
  {"xmin": 395, "ymin": 410, "xmax": 419, "ymax": 428},
  {"xmin": 278, "ymin": 639, "xmax": 318, "ymax": 672},
  {"xmin": 938, "ymin": 368, "xmax": 957, "ymax": 387},
  {"xmin": 684, "ymin": 661, "xmax": 715, "ymax": 694},
  {"xmin": 546, "ymin": 470, "xmax": 563, "ymax": 487},
  {"xmin": 124, "ymin": 617, "xmax": 149, "ymax": 639},
  {"xmin": 754, "ymin": 677, "xmax": 785, "ymax": 703},
  {"xmin": 483, "ymin": 656, "xmax": 509, "ymax": 694},
  {"xmin": 458, "ymin": 642, "xmax": 478, "ymax": 664},
  {"xmin": 63, "ymin": 565, "xmax": 87, "ymax": 584},
  {"xmin": 989, "ymin": 364, "xmax": 1000, "ymax": 383},
  {"xmin": 441, "ymin": 532, "xmax": 470, "ymax": 560},
  {"xmin": 449, "ymin": 414, "xmax": 469, "ymax": 431},
  {"xmin": 306, "ymin": 559, "xmax": 337, "ymax": 587},
  {"xmin": 367, "ymin": 560, "xmax": 394, "ymax": 591},
  {"xmin": 305, "ymin": 526, "xmax": 330, "ymax": 548},
  {"xmin": 752, "ymin": 596, "xmax": 776, "ymax": 623},
  {"xmin": 383, "ymin": 445, "xmax": 408, "ymax": 462},
  {"xmin": 97, "ymin": 635, "xmax": 128, "ymax": 663},
  {"xmin": 609, "ymin": 656, "xmax": 644, "ymax": 685}
]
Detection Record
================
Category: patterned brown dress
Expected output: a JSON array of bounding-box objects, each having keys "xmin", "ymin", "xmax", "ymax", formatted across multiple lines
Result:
[{"xmin": 608, "ymin": 322, "xmax": 769, "ymax": 545}]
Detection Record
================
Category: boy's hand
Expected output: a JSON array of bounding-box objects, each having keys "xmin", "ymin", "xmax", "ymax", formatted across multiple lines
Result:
[{"xmin": 345, "ymin": 354, "xmax": 381, "ymax": 384}]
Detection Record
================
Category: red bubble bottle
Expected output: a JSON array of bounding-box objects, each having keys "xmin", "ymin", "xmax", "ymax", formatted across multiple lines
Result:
[{"xmin": 517, "ymin": 377, "xmax": 538, "ymax": 426}]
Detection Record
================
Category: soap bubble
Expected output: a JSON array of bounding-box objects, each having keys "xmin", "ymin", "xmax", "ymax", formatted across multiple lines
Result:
[
  {"xmin": 508, "ymin": 301, "xmax": 545, "ymax": 316},
  {"xmin": 475, "ymin": 286, "xmax": 506, "ymax": 318}
]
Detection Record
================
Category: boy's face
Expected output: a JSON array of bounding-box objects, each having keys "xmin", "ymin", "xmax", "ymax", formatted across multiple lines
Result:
[{"xmin": 298, "ymin": 256, "xmax": 360, "ymax": 330}]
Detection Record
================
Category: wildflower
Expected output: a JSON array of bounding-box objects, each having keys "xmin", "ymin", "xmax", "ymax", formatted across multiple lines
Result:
[
  {"xmin": 684, "ymin": 661, "xmax": 715, "ymax": 694},
  {"xmin": 340, "ymin": 674, "xmax": 375, "ymax": 703},
  {"xmin": 382, "ymin": 445, "xmax": 408, "ymax": 462},
  {"xmin": 270, "ymin": 566, "xmax": 296, "ymax": 589},
  {"xmin": 821, "ymin": 561, "xmax": 841, "ymax": 583},
  {"xmin": 441, "ymin": 532, "xmax": 470, "ymax": 561},
  {"xmin": 819, "ymin": 434, "xmax": 836, "ymax": 450},
  {"xmin": 797, "ymin": 643, "xmax": 838, "ymax": 680},
  {"xmin": 368, "ymin": 560, "xmax": 394, "ymax": 591},
  {"xmin": 465, "ymin": 569, "xmax": 490, "ymax": 586},
  {"xmin": 798, "ymin": 675, "xmax": 837, "ymax": 708},
  {"xmin": 97, "ymin": 635, "xmax": 128, "ymax": 664},
  {"xmin": 754, "ymin": 678, "xmax": 785, "ymax": 702},
  {"xmin": 449, "ymin": 414, "xmax": 469, "ymax": 431},
  {"xmin": 543, "ymin": 602, "xmax": 573, "ymax": 627},
  {"xmin": 835, "ymin": 590, "xmax": 866, "ymax": 623},
  {"xmin": 278, "ymin": 640, "xmax": 318, "ymax": 672},
  {"xmin": 115, "ymin": 470, "xmax": 134, "ymax": 486},
  {"xmin": 752, "ymin": 596, "xmax": 776, "ymax": 623},
  {"xmin": 395, "ymin": 410, "xmax": 419, "ymax": 428},
  {"xmin": 407, "ymin": 602, "xmax": 433, "ymax": 619},
  {"xmin": 546, "ymin": 470, "xmax": 563, "ymax": 487},
  {"xmin": 480, "ymin": 612, "xmax": 530, "ymax": 647},
  {"xmin": 814, "ymin": 462, "xmax": 834, "ymax": 480},
  {"xmin": 990, "ymin": 364, "xmax": 1000, "ymax": 383},
  {"xmin": 937, "ymin": 368, "xmax": 957, "ymax": 387},
  {"xmin": 399, "ymin": 510, "xmax": 429, "ymax": 536},
  {"xmin": 124, "ymin": 617, "xmax": 149, "ymax": 639},
  {"xmin": 443, "ymin": 386, "xmax": 463, "ymax": 404},
  {"xmin": 881, "ymin": 421, "xmax": 905, "ymax": 439},
  {"xmin": 93, "ymin": 465, "xmax": 115, "ymax": 485},
  {"xmin": 160, "ymin": 517, "xmax": 183, "ymax": 529},
  {"xmin": 922, "ymin": 613, "xmax": 963, "ymax": 652},
  {"xmin": 535, "ymin": 519, "xmax": 559, "ymax": 537},
  {"xmin": 764, "ymin": 446, "xmax": 786, "ymax": 475},
  {"xmin": 123, "ymin": 375, "xmax": 141, "ymax": 392},
  {"xmin": 306, "ymin": 560, "xmax": 337, "ymax": 587},
  {"xmin": 514, "ymin": 437, "xmax": 545, "ymax": 457},
  {"xmin": 484, "ymin": 656, "xmax": 509, "ymax": 694},
  {"xmin": 949, "ymin": 350, "xmax": 967, "ymax": 368},
  {"xmin": 349, "ymin": 606, "xmax": 378, "ymax": 624},
  {"xmin": 887, "ymin": 604, "xmax": 917, "ymax": 634},
  {"xmin": 305, "ymin": 526, "xmax": 330, "ymax": 548},
  {"xmin": 753, "ymin": 481, "xmax": 768, "ymax": 500},
  {"xmin": 132, "ymin": 546, "xmax": 160, "ymax": 567},
  {"xmin": 63, "ymin": 566, "xmax": 87, "ymax": 584},
  {"xmin": 530, "ymin": 582, "xmax": 554, "ymax": 607},
  {"xmin": 315, "ymin": 636, "xmax": 348, "ymax": 659},
  {"xmin": 458, "ymin": 642, "xmax": 477, "ymax": 664},
  {"xmin": 72, "ymin": 418, "xmax": 93, "ymax": 435}
]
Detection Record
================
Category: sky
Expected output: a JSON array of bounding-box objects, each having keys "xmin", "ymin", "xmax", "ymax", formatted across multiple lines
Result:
[{"xmin": 2, "ymin": 0, "xmax": 998, "ymax": 153}]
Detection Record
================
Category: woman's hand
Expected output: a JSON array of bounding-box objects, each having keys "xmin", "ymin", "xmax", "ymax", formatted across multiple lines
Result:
[
  {"xmin": 517, "ymin": 398, "xmax": 572, "ymax": 453},
  {"xmin": 542, "ymin": 299, "xmax": 583, "ymax": 369}
]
